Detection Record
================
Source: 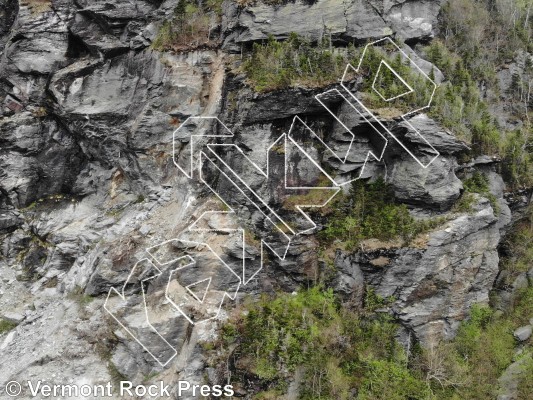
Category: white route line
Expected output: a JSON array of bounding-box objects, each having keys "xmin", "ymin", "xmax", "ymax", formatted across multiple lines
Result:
[
  {"xmin": 103, "ymin": 258, "xmax": 178, "ymax": 367},
  {"xmin": 105, "ymin": 36, "xmax": 442, "ymax": 366},
  {"xmin": 159, "ymin": 239, "xmax": 241, "ymax": 325},
  {"xmin": 199, "ymin": 151, "xmax": 293, "ymax": 259},
  {"xmin": 172, "ymin": 116, "xmax": 234, "ymax": 179},
  {"xmin": 342, "ymin": 36, "xmax": 440, "ymax": 169},
  {"xmin": 372, "ymin": 60, "xmax": 415, "ymax": 102},
  {"xmin": 185, "ymin": 210, "xmax": 261, "ymax": 285},
  {"xmin": 186, "ymin": 277, "xmax": 212, "ymax": 303}
]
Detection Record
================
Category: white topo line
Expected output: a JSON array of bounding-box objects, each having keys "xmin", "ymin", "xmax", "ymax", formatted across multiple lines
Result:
[{"xmin": 104, "ymin": 36, "xmax": 441, "ymax": 366}]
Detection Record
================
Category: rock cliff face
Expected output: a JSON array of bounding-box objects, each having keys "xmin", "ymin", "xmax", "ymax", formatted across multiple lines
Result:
[
  {"xmin": 0, "ymin": 0, "xmax": 530, "ymax": 398},
  {"xmin": 223, "ymin": 0, "xmax": 443, "ymax": 46}
]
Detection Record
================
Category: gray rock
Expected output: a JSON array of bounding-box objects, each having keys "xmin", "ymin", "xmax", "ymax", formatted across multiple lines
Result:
[
  {"xmin": 7, "ymin": 32, "xmax": 69, "ymax": 74},
  {"xmin": 497, "ymin": 350, "xmax": 532, "ymax": 400},
  {"xmin": 351, "ymin": 196, "xmax": 502, "ymax": 344},
  {"xmin": 0, "ymin": 0, "xmax": 18, "ymax": 52},
  {"xmin": 388, "ymin": 155, "xmax": 463, "ymax": 210},
  {"xmin": 514, "ymin": 325, "xmax": 532, "ymax": 342},
  {"xmin": 3, "ymin": 5, "xmax": 69, "ymax": 75},
  {"xmin": 226, "ymin": 0, "xmax": 443, "ymax": 46},
  {"xmin": 69, "ymin": 13, "xmax": 130, "ymax": 57},
  {"xmin": 0, "ymin": 330, "xmax": 16, "ymax": 349},
  {"xmin": 495, "ymin": 51, "xmax": 533, "ymax": 129},
  {"xmin": 0, "ymin": 0, "xmax": 524, "ymax": 392},
  {"xmin": 240, "ymin": 86, "xmax": 330, "ymax": 125},
  {"xmin": 139, "ymin": 224, "xmax": 152, "ymax": 236},
  {"xmin": 229, "ymin": 0, "xmax": 389, "ymax": 45},
  {"xmin": 3, "ymin": 95, "xmax": 23, "ymax": 112},
  {"xmin": 2, "ymin": 312, "xmax": 24, "ymax": 324},
  {"xmin": 385, "ymin": 0, "xmax": 443, "ymax": 41},
  {"xmin": 0, "ymin": 113, "xmax": 85, "ymax": 207},
  {"xmin": 333, "ymin": 251, "xmax": 365, "ymax": 304},
  {"xmin": 400, "ymin": 114, "xmax": 470, "ymax": 154},
  {"xmin": 0, "ymin": 211, "xmax": 23, "ymax": 232}
]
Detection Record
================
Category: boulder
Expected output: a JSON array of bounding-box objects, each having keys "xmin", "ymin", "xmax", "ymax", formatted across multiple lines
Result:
[
  {"xmin": 388, "ymin": 155, "xmax": 463, "ymax": 210},
  {"xmin": 0, "ymin": 212, "xmax": 23, "ymax": 233},
  {"xmin": 514, "ymin": 326, "xmax": 532, "ymax": 342},
  {"xmin": 2, "ymin": 312, "xmax": 24, "ymax": 324},
  {"xmin": 385, "ymin": 0, "xmax": 443, "ymax": 41},
  {"xmin": 399, "ymin": 114, "xmax": 470, "ymax": 155}
]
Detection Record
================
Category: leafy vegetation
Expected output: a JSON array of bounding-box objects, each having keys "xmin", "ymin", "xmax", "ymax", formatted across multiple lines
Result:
[
  {"xmin": 501, "ymin": 204, "xmax": 533, "ymax": 273},
  {"xmin": 500, "ymin": 128, "xmax": 533, "ymax": 188},
  {"xmin": 220, "ymin": 287, "xmax": 431, "ymax": 399},
  {"xmin": 243, "ymin": 33, "xmax": 354, "ymax": 92},
  {"xmin": 422, "ymin": 40, "xmax": 501, "ymax": 155},
  {"xmin": 152, "ymin": 0, "xmax": 223, "ymax": 51},
  {"xmin": 439, "ymin": 0, "xmax": 532, "ymax": 85},
  {"xmin": 214, "ymin": 258, "xmax": 532, "ymax": 399},
  {"xmin": 412, "ymin": 205, "xmax": 533, "ymax": 399},
  {"xmin": 452, "ymin": 192, "xmax": 477, "ymax": 214},
  {"xmin": 319, "ymin": 178, "xmax": 445, "ymax": 250},
  {"xmin": 517, "ymin": 354, "xmax": 533, "ymax": 398},
  {"xmin": 411, "ymin": 287, "xmax": 533, "ymax": 399},
  {"xmin": 204, "ymin": 205, "xmax": 533, "ymax": 400},
  {"xmin": 244, "ymin": 34, "xmax": 434, "ymax": 112},
  {"xmin": 425, "ymin": 0, "xmax": 533, "ymax": 184},
  {"xmin": 242, "ymin": 32, "xmax": 504, "ymax": 157},
  {"xmin": 453, "ymin": 171, "xmax": 499, "ymax": 213},
  {"xmin": 0, "ymin": 319, "xmax": 18, "ymax": 335},
  {"xmin": 241, "ymin": 0, "xmax": 533, "ymax": 185}
]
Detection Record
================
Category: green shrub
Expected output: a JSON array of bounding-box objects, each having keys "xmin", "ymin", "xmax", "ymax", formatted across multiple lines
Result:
[
  {"xmin": 364, "ymin": 287, "xmax": 395, "ymax": 313},
  {"xmin": 517, "ymin": 355, "xmax": 533, "ymax": 399},
  {"xmin": 416, "ymin": 290, "xmax": 533, "ymax": 399},
  {"xmin": 215, "ymin": 267, "xmax": 532, "ymax": 399},
  {"xmin": 243, "ymin": 32, "xmax": 436, "ymax": 108},
  {"xmin": 453, "ymin": 171, "xmax": 500, "ymax": 214},
  {"xmin": 462, "ymin": 171, "xmax": 490, "ymax": 193},
  {"xmin": 454, "ymin": 304, "xmax": 494, "ymax": 358},
  {"xmin": 243, "ymin": 33, "xmax": 353, "ymax": 92},
  {"xmin": 245, "ymin": 32, "xmax": 504, "ymax": 156},
  {"xmin": 319, "ymin": 178, "xmax": 443, "ymax": 249},
  {"xmin": 500, "ymin": 128, "xmax": 533, "ymax": 189},
  {"xmin": 0, "ymin": 319, "xmax": 17, "ymax": 335},
  {"xmin": 460, "ymin": 171, "xmax": 499, "ymax": 213},
  {"xmin": 152, "ymin": 0, "xmax": 222, "ymax": 51},
  {"xmin": 356, "ymin": 46, "xmax": 434, "ymax": 113},
  {"xmin": 423, "ymin": 42, "xmax": 502, "ymax": 154},
  {"xmin": 358, "ymin": 359, "xmax": 432, "ymax": 400},
  {"xmin": 222, "ymin": 287, "xmax": 429, "ymax": 399},
  {"xmin": 440, "ymin": 0, "xmax": 532, "ymax": 82},
  {"xmin": 452, "ymin": 192, "xmax": 477, "ymax": 214},
  {"xmin": 501, "ymin": 205, "xmax": 533, "ymax": 273},
  {"xmin": 238, "ymin": 287, "xmax": 338, "ymax": 376},
  {"xmin": 425, "ymin": 0, "xmax": 532, "ymax": 165}
]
